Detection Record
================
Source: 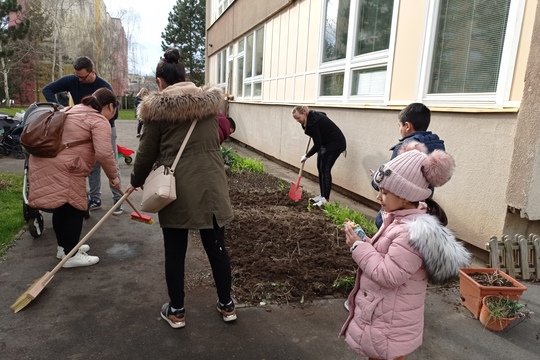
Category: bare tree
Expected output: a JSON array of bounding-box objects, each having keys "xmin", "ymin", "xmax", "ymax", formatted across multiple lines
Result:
[{"xmin": 111, "ymin": 8, "xmax": 145, "ymax": 76}]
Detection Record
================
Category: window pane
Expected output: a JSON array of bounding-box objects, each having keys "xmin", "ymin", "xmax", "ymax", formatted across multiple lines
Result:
[
  {"xmin": 217, "ymin": 53, "xmax": 222, "ymax": 83},
  {"xmin": 244, "ymin": 83, "xmax": 252, "ymax": 98},
  {"xmin": 429, "ymin": 0, "xmax": 510, "ymax": 93},
  {"xmin": 355, "ymin": 0, "xmax": 394, "ymax": 56},
  {"xmin": 255, "ymin": 28, "xmax": 264, "ymax": 76},
  {"xmin": 351, "ymin": 66, "xmax": 386, "ymax": 95},
  {"xmin": 246, "ymin": 34, "xmax": 254, "ymax": 78},
  {"xmin": 227, "ymin": 59, "xmax": 233, "ymax": 92},
  {"xmin": 323, "ymin": 0, "xmax": 351, "ymax": 62},
  {"xmin": 320, "ymin": 72, "xmax": 344, "ymax": 96},
  {"xmin": 238, "ymin": 39, "xmax": 244, "ymax": 53},
  {"xmin": 237, "ymin": 55, "xmax": 244, "ymax": 97},
  {"xmin": 254, "ymin": 82, "xmax": 262, "ymax": 97}
]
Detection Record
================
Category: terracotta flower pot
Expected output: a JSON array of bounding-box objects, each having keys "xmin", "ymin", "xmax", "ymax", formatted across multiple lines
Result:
[
  {"xmin": 479, "ymin": 295, "xmax": 516, "ymax": 332},
  {"xmin": 459, "ymin": 268, "xmax": 527, "ymax": 318}
]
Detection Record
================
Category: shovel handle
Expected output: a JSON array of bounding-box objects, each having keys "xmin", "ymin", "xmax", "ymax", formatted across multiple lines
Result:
[{"xmin": 296, "ymin": 138, "xmax": 311, "ymax": 185}]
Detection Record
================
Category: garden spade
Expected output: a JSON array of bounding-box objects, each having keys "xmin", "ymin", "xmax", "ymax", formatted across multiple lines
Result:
[{"xmin": 289, "ymin": 138, "xmax": 311, "ymax": 201}]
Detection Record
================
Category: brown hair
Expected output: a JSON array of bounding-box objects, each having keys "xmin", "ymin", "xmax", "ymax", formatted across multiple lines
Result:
[{"xmin": 81, "ymin": 88, "xmax": 118, "ymax": 112}]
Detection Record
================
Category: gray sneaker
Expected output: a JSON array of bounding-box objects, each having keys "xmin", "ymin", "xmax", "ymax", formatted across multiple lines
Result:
[{"xmin": 112, "ymin": 204, "xmax": 123, "ymax": 216}]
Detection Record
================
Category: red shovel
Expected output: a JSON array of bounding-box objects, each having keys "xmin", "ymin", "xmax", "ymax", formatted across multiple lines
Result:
[{"xmin": 289, "ymin": 138, "xmax": 311, "ymax": 201}]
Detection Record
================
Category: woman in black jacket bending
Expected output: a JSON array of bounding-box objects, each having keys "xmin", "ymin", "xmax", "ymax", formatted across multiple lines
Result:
[{"xmin": 292, "ymin": 105, "xmax": 346, "ymax": 206}]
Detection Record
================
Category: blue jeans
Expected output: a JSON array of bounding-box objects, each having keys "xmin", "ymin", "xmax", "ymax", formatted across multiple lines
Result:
[{"xmin": 89, "ymin": 126, "xmax": 121, "ymax": 203}]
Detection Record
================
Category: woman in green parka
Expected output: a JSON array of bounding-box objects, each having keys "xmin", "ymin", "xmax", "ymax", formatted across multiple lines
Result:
[{"xmin": 127, "ymin": 49, "xmax": 236, "ymax": 329}]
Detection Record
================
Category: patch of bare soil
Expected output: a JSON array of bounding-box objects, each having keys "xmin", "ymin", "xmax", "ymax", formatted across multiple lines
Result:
[
  {"xmin": 227, "ymin": 171, "xmax": 356, "ymax": 305},
  {"xmin": 469, "ymin": 272, "xmax": 514, "ymax": 287}
]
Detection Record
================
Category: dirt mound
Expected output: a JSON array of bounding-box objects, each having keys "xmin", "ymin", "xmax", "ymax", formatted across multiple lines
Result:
[{"xmin": 227, "ymin": 171, "xmax": 356, "ymax": 305}]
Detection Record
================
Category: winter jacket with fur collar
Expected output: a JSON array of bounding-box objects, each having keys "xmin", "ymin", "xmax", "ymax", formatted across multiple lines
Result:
[
  {"xmin": 131, "ymin": 82, "xmax": 233, "ymax": 229},
  {"xmin": 340, "ymin": 208, "xmax": 470, "ymax": 359}
]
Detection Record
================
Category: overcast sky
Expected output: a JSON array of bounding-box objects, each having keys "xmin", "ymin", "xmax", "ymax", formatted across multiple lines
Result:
[{"xmin": 105, "ymin": 0, "xmax": 178, "ymax": 76}]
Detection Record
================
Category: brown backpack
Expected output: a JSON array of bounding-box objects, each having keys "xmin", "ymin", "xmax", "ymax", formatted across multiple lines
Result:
[{"xmin": 21, "ymin": 104, "xmax": 91, "ymax": 158}]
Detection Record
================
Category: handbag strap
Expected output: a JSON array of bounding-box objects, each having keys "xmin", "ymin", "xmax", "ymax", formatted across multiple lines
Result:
[{"xmin": 170, "ymin": 120, "xmax": 197, "ymax": 171}]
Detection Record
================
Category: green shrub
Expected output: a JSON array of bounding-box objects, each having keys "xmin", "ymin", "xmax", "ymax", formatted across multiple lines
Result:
[{"xmin": 221, "ymin": 146, "xmax": 264, "ymax": 173}]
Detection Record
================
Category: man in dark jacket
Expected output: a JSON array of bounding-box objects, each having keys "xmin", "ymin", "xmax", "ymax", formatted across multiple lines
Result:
[
  {"xmin": 42, "ymin": 56, "xmax": 122, "ymax": 215},
  {"xmin": 372, "ymin": 103, "xmax": 445, "ymax": 228},
  {"xmin": 292, "ymin": 106, "xmax": 347, "ymax": 207}
]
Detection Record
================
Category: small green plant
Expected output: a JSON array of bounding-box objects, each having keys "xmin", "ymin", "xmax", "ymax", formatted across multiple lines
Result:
[
  {"xmin": 220, "ymin": 146, "xmax": 237, "ymax": 167},
  {"xmin": 333, "ymin": 276, "xmax": 355, "ymax": 291},
  {"xmin": 484, "ymin": 296, "xmax": 527, "ymax": 320},
  {"xmin": 220, "ymin": 146, "xmax": 264, "ymax": 173},
  {"xmin": 322, "ymin": 202, "xmax": 377, "ymax": 236},
  {"xmin": 232, "ymin": 157, "xmax": 264, "ymax": 173}
]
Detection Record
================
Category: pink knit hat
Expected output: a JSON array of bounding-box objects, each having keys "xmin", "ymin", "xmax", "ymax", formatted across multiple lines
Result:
[{"xmin": 373, "ymin": 142, "xmax": 455, "ymax": 202}]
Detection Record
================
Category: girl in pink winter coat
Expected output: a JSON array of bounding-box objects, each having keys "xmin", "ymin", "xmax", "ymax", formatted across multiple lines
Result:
[{"xmin": 340, "ymin": 142, "xmax": 470, "ymax": 360}]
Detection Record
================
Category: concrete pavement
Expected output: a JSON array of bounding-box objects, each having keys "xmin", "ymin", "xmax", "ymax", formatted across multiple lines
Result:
[{"xmin": 0, "ymin": 120, "xmax": 539, "ymax": 360}]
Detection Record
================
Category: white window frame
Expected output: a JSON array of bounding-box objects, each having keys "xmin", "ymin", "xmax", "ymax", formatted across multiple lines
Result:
[
  {"xmin": 237, "ymin": 27, "xmax": 265, "ymax": 100},
  {"xmin": 317, "ymin": 0, "xmax": 399, "ymax": 104},
  {"xmin": 211, "ymin": 0, "xmax": 234, "ymax": 23},
  {"xmin": 418, "ymin": 0, "xmax": 525, "ymax": 108},
  {"xmin": 216, "ymin": 46, "xmax": 234, "ymax": 94}
]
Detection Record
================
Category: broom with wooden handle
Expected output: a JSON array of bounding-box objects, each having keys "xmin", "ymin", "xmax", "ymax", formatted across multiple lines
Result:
[
  {"xmin": 11, "ymin": 190, "xmax": 132, "ymax": 313},
  {"xmin": 118, "ymin": 189, "xmax": 154, "ymax": 225}
]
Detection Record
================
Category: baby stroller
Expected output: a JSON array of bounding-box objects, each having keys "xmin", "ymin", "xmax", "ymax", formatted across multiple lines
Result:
[
  {"xmin": 0, "ymin": 117, "xmax": 24, "ymax": 159},
  {"xmin": 21, "ymin": 102, "xmax": 91, "ymax": 238}
]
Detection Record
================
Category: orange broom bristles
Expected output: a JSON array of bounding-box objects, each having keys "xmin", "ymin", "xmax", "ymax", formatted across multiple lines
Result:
[
  {"xmin": 120, "ymin": 189, "xmax": 154, "ymax": 225},
  {"xmin": 130, "ymin": 211, "xmax": 154, "ymax": 224}
]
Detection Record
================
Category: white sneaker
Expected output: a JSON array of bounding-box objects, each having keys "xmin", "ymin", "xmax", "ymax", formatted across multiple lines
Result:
[
  {"xmin": 313, "ymin": 198, "xmax": 328, "ymax": 207},
  {"xmin": 62, "ymin": 250, "xmax": 99, "ymax": 268},
  {"xmin": 57, "ymin": 245, "xmax": 90, "ymax": 259},
  {"xmin": 344, "ymin": 300, "xmax": 349, "ymax": 312},
  {"xmin": 310, "ymin": 195, "xmax": 324, "ymax": 202}
]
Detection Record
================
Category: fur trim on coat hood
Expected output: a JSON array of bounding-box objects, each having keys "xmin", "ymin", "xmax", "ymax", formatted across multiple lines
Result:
[
  {"xmin": 137, "ymin": 82, "xmax": 223, "ymax": 123},
  {"xmin": 406, "ymin": 215, "xmax": 471, "ymax": 284}
]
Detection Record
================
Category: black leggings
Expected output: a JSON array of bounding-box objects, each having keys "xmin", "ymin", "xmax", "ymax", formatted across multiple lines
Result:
[
  {"xmin": 52, "ymin": 203, "xmax": 85, "ymax": 253},
  {"xmin": 317, "ymin": 149, "xmax": 343, "ymax": 200},
  {"xmin": 162, "ymin": 217, "xmax": 232, "ymax": 309}
]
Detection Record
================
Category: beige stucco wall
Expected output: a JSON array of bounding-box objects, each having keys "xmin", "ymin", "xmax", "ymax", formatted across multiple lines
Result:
[
  {"xmin": 229, "ymin": 103, "xmax": 518, "ymax": 249},
  {"xmin": 208, "ymin": 0, "xmax": 538, "ymax": 249}
]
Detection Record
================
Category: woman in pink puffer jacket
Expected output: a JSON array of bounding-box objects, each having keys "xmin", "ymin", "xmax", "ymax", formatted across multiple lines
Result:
[
  {"xmin": 28, "ymin": 88, "xmax": 120, "ymax": 268},
  {"xmin": 340, "ymin": 142, "xmax": 471, "ymax": 360}
]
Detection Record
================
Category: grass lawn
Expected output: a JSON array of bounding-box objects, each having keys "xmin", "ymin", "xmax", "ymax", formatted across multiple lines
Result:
[{"xmin": 0, "ymin": 173, "xmax": 25, "ymax": 256}]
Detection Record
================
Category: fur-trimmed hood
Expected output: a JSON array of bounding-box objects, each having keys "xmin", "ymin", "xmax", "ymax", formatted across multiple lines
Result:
[
  {"xmin": 137, "ymin": 82, "xmax": 223, "ymax": 123},
  {"xmin": 407, "ymin": 214, "xmax": 471, "ymax": 284}
]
